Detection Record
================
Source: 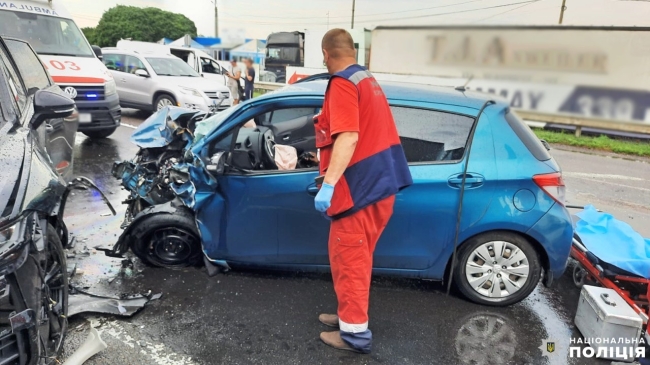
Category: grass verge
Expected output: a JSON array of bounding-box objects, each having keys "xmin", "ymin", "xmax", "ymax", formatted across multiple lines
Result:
[{"xmin": 533, "ymin": 129, "xmax": 650, "ymax": 157}]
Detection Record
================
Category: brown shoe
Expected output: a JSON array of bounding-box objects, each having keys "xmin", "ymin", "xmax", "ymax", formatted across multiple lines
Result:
[
  {"xmin": 320, "ymin": 331, "xmax": 363, "ymax": 353},
  {"xmin": 318, "ymin": 313, "xmax": 339, "ymax": 328}
]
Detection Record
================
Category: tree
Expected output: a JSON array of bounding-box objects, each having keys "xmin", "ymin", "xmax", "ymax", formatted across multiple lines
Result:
[
  {"xmin": 92, "ymin": 6, "xmax": 197, "ymax": 47},
  {"xmin": 81, "ymin": 27, "xmax": 97, "ymax": 45}
]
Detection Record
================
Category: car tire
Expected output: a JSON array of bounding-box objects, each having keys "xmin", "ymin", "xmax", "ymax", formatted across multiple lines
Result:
[
  {"xmin": 130, "ymin": 208, "xmax": 203, "ymax": 269},
  {"xmin": 82, "ymin": 127, "xmax": 117, "ymax": 139},
  {"xmin": 453, "ymin": 231, "xmax": 541, "ymax": 306},
  {"xmin": 154, "ymin": 94, "xmax": 176, "ymax": 112}
]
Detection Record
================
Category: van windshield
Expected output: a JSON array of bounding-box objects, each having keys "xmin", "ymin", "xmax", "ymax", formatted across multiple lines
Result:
[
  {"xmin": 0, "ymin": 11, "xmax": 94, "ymax": 57},
  {"xmin": 146, "ymin": 57, "xmax": 200, "ymax": 77}
]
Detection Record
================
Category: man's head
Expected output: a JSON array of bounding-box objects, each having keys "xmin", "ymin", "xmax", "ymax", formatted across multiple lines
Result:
[
  {"xmin": 322, "ymin": 29, "xmax": 356, "ymax": 74},
  {"xmin": 230, "ymin": 59, "xmax": 237, "ymax": 66},
  {"xmin": 244, "ymin": 58, "xmax": 253, "ymax": 67}
]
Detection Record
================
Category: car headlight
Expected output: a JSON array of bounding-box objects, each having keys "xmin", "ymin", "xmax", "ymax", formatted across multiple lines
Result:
[
  {"xmin": 0, "ymin": 218, "xmax": 29, "ymax": 276},
  {"xmin": 0, "ymin": 222, "xmax": 19, "ymax": 246},
  {"xmin": 179, "ymin": 87, "xmax": 202, "ymax": 98},
  {"xmin": 105, "ymin": 79, "xmax": 117, "ymax": 96}
]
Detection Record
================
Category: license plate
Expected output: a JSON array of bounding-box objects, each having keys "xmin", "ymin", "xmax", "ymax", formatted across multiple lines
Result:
[{"xmin": 78, "ymin": 113, "xmax": 92, "ymax": 123}]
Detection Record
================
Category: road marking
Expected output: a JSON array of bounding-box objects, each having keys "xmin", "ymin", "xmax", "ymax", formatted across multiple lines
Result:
[
  {"xmin": 563, "ymin": 172, "xmax": 645, "ymax": 182},
  {"xmin": 92, "ymin": 318, "xmax": 197, "ymax": 365},
  {"xmin": 121, "ymin": 124, "xmax": 138, "ymax": 130}
]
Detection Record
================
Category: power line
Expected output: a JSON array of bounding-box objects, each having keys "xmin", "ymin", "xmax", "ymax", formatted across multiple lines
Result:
[
  {"xmin": 220, "ymin": 0, "xmax": 486, "ymax": 20},
  {"xmin": 474, "ymin": 0, "xmax": 542, "ymax": 22},
  {"xmin": 219, "ymin": 0, "xmax": 544, "ymax": 27}
]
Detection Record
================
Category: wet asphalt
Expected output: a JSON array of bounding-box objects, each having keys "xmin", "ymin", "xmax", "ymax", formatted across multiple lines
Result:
[{"xmin": 59, "ymin": 110, "xmax": 650, "ymax": 365}]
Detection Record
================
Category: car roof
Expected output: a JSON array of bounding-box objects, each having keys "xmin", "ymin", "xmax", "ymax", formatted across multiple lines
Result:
[
  {"xmin": 260, "ymin": 79, "xmax": 506, "ymax": 113},
  {"xmin": 102, "ymin": 48, "xmax": 178, "ymax": 59}
]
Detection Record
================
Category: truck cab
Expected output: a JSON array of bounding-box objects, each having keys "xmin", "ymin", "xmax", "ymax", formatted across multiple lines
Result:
[
  {"xmin": 264, "ymin": 31, "xmax": 304, "ymax": 83},
  {"xmin": 0, "ymin": 0, "xmax": 121, "ymax": 139}
]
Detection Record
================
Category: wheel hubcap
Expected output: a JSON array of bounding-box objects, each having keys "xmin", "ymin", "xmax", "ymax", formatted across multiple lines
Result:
[
  {"xmin": 157, "ymin": 98, "xmax": 174, "ymax": 110},
  {"xmin": 149, "ymin": 228, "xmax": 197, "ymax": 265},
  {"xmin": 465, "ymin": 241, "xmax": 530, "ymax": 298}
]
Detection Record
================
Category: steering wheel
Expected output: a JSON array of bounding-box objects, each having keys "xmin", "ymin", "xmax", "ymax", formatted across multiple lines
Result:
[{"xmin": 262, "ymin": 129, "xmax": 277, "ymax": 169}]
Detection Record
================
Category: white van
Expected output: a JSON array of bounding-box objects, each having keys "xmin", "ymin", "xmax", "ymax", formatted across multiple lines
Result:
[
  {"xmin": 115, "ymin": 40, "xmax": 237, "ymax": 86},
  {"xmin": 0, "ymin": 0, "xmax": 120, "ymax": 138}
]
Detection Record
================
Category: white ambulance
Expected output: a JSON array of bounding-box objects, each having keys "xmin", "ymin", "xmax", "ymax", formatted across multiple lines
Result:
[{"xmin": 0, "ymin": 0, "xmax": 120, "ymax": 138}]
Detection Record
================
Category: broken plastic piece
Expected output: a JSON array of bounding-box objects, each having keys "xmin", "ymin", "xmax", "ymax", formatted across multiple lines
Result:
[
  {"xmin": 62, "ymin": 327, "xmax": 107, "ymax": 365},
  {"xmin": 68, "ymin": 288, "xmax": 152, "ymax": 317}
]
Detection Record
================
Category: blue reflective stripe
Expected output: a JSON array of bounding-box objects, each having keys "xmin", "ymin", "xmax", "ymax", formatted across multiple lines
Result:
[
  {"xmin": 340, "ymin": 329, "xmax": 372, "ymax": 353},
  {"xmin": 333, "ymin": 144, "xmax": 412, "ymax": 220}
]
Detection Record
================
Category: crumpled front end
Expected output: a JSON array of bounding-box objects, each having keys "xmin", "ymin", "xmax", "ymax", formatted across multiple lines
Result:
[{"xmin": 109, "ymin": 106, "xmax": 223, "ymax": 261}]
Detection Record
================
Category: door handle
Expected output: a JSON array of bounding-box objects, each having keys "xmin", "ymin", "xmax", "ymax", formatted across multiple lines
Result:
[
  {"xmin": 45, "ymin": 124, "xmax": 55, "ymax": 134},
  {"xmin": 307, "ymin": 185, "xmax": 319, "ymax": 196},
  {"xmin": 120, "ymin": 78, "xmax": 126, "ymax": 83},
  {"xmin": 282, "ymin": 135, "xmax": 290, "ymax": 141},
  {"xmin": 448, "ymin": 173, "xmax": 485, "ymax": 188}
]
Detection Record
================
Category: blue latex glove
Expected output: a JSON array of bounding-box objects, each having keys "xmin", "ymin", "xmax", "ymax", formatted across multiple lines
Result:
[{"xmin": 314, "ymin": 183, "xmax": 334, "ymax": 212}]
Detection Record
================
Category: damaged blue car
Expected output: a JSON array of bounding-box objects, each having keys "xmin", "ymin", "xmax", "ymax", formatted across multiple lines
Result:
[{"xmin": 110, "ymin": 79, "xmax": 573, "ymax": 306}]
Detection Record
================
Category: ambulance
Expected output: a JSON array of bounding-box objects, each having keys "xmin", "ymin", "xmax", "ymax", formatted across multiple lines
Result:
[{"xmin": 0, "ymin": 0, "xmax": 121, "ymax": 138}]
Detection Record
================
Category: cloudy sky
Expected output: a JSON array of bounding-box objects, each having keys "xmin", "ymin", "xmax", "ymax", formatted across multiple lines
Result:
[{"xmin": 62, "ymin": 0, "xmax": 650, "ymax": 39}]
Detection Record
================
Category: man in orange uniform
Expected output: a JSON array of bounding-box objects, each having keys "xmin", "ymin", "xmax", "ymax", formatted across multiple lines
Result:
[{"xmin": 313, "ymin": 29, "xmax": 412, "ymax": 354}]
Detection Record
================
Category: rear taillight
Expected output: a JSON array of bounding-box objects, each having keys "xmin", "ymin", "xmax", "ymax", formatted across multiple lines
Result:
[{"xmin": 533, "ymin": 172, "xmax": 566, "ymax": 206}]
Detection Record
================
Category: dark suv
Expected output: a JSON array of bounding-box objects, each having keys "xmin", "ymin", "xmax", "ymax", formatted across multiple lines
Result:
[{"xmin": 0, "ymin": 36, "xmax": 82, "ymax": 365}]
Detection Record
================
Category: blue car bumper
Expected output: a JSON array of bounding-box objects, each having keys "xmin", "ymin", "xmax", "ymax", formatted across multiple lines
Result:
[{"xmin": 526, "ymin": 203, "xmax": 574, "ymax": 283}]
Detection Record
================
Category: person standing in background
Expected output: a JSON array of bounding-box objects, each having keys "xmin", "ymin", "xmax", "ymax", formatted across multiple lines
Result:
[
  {"xmin": 226, "ymin": 59, "xmax": 242, "ymax": 105},
  {"xmin": 244, "ymin": 58, "xmax": 255, "ymax": 101}
]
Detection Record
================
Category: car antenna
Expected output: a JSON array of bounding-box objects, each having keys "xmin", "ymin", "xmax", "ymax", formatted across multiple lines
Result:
[
  {"xmin": 455, "ymin": 75, "xmax": 474, "ymax": 92},
  {"xmin": 446, "ymin": 99, "xmax": 495, "ymax": 297}
]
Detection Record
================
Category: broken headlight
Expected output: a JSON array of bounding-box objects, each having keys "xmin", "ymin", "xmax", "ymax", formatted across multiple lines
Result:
[{"xmin": 0, "ymin": 217, "xmax": 29, "ymax": 276}]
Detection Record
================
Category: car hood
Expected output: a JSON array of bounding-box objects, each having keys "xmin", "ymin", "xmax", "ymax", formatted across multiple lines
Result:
[{"xmin": 158, "ymin": 75, "xmax": 229, "ymax": 92}]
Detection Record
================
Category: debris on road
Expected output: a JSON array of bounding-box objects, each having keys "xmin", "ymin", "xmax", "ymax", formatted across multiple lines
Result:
[
  {"xmin": 68, "ymin": 287, "xmax": 162, "ymax": 317},
  {"xmin": 62, "ymin": 327, "xmax": 107, "ymax": 365}
]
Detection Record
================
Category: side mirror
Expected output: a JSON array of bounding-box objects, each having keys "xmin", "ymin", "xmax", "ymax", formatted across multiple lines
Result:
[
  {"xmin": 29, "ymin": 90, "xmax": 75, "ymax": 130},
  {"xmin": 92, "ymin": 45, "xmax": 103, "ymax": 60},
  {"xmin": 135, "ymin": 69, "xmax": 150, "ymax": 78},
  {"xmin": 206, "ymin": 151, "xmax": 227, "ymax": 175}
]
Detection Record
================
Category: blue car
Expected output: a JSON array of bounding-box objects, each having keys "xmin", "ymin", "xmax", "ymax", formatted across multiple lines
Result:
[{"xmin": 110, "ymin": 79, "xmax": 573, "ymax": 306}]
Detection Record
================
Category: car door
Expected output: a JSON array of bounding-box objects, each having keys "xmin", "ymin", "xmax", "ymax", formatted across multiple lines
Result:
[
  {"xmin": 260, "ymin": 107, "xmax": 319, "ymax": 155},
  {"xmin": 371, "ymin": 103, "xmax": 496, "ymax": 275},
  {"xmin": 200, "ymin": 98, "xmax": 330, "ymax": 265},
  {"xmin": 200, "ymin": 57, "xmax": 227, "ymax": 86},
  {"xmin": 122, "ymin": 55, "xmax": 152, "ymax": 105},
  {"xmin": 3, "ymin": 38, "xmax": 78, "ymax": 179}
]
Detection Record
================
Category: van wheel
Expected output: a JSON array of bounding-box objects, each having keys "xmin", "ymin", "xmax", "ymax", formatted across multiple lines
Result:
[
  {"xmin": 154, "ymin": 94, "xmax": 176, "ymax": 111},
  {"xmin": 130, "ymin": 208, "xmax": 202, "ymax": 269},
  {"xmin": 453, "ymin": 232, "xmax": 541, "ymax": 306},
  {"xmin": 82, "ymin": 127, "xmax": 117, "ymax": 139}
]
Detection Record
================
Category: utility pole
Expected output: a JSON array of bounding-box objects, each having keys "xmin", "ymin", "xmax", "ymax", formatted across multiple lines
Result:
[
  {"xmin": 558, "ymin": 0, "xmax": 567, "ymax": 24},
  {"xmin": 351, "ymin": 0, "xmax": 356, "ymax": 29},
  {"xmin": 214, "ymin": 0, "xmax": 219, "ymax": 37}
]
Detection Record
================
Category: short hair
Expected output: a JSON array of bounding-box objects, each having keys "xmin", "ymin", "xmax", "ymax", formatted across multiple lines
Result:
[{"xmin": 322, "ymin": 29, "xmax": 355, "ymax": 58}]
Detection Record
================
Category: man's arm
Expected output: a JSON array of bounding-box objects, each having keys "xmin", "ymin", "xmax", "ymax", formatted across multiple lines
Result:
[
  {"xmin": 324, "ymin": 132, "xmax": 358, "ymax": 185},
  {"xmin": 246, "ymin": 70, "xmax": 254, "ymax": 81},
  {"xmin": 323, "ymin": 78, "xmax": 360, "ymax": 186}
]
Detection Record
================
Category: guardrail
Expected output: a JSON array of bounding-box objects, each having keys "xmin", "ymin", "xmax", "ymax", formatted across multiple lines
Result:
[{"xmin": 253, "ymin": 82, "xmax": 650, "ymax": 137}]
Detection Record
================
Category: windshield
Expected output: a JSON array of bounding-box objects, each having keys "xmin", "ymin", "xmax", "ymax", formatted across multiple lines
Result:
[
  {"xmin": 0, "ymin": 11, "xmax": 94, "ymax": 57},
  {"xmin": 193, "ymin": 103, "xmax": 243, "ymax": 144},
  {"xmin": 146, "ymin": 57, "xmax": 200, "ymax": 77},
  {"xmin": 266, "ymin": 46, "xmax": 298, "ymax": 63}
]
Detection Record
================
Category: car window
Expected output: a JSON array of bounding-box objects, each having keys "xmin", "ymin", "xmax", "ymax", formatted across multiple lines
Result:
[
  {"xmin": 391, "ymin": 106, "xmax": 474, "ymax": 163},
  {"xmin": 103, "ymin": 53, "xmax": 125, "ymax": 72},
  {"xmin": 505, "ymin": 110, "xmax": 552, "ymax": 161},
  {"xmin": 4, "ymin": 39, "xmax": 51, "ymax": 91},
  {"xmin": 125, "ymin": 55, "xmax": 146, "ymax": 74},
  {"xmin": 0, "ymin": 51, "xmax": 18, "ymax": 123},
  {"xmin": 201, "ymin": 58, "xmax": 222, "ymax": 74},
  {"xmin": 0, "ymin": 46, "xmax": 27, "ymax": 114}
]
